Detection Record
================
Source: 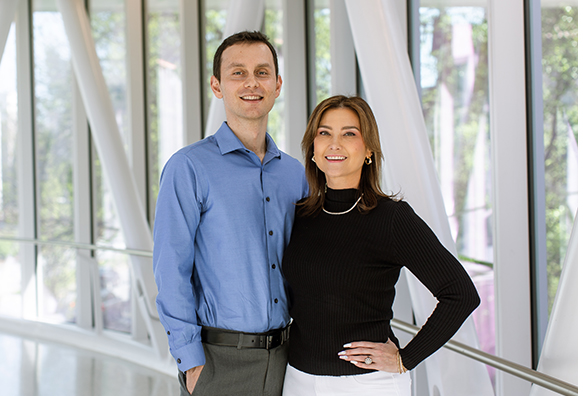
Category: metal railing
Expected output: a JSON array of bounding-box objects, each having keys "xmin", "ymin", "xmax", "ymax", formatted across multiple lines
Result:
[
  {"xmin": 392, "ymin": 319, "xmax": 577, "ymax": 396},
  {"xmin": 0, "ymin": 236, "xmax": 153, "ymax": 257},
  {"xmin": 0, "ymin": 236, "xmax": 577, "ymax": 396}
]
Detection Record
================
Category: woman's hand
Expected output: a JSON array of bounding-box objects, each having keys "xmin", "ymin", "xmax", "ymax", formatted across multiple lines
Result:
[{"xmin": 338, "ymin": 339, "xmax": 400, "ymax": 373}]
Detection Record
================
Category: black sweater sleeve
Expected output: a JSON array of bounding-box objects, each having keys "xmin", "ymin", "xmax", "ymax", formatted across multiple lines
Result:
[{"xmin": 389, "ymin": 202, "xmax": 480, "ymax": 370}]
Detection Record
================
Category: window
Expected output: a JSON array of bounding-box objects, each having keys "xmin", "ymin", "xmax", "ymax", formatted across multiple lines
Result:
[
  {"xmin": 0, "ymin": 22, "xmax": 21, "ymax": 317},
  {"xmin": 33, "ymin": 2, "xmax": 76, "ymax": 324},
  {"xmin": 91, "ymin": 0, "xmax": 131, "ymax": 332},
  {"xmin": 540, "ymin": 3, "xmax": 578, "ymax": 313},
  {"xmin": 419, "ymin": 3, "xmax": 494, "ymax": 380}
]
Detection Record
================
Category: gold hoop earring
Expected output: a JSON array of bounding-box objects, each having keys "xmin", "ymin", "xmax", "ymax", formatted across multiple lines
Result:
[{"xmin": 364, "ymin": 156, "xmax": 372, "ymax": 165}]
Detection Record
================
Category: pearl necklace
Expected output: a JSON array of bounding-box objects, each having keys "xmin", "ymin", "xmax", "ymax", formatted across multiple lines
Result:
[{"xmin": 322, "ymin": 195, "xmax": 363, "ymax": 215}]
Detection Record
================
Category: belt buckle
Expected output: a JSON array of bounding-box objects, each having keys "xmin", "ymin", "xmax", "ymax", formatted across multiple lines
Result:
[{"xmin": 266, "ymin": 335, "xmax": 273, "ymax": 349}]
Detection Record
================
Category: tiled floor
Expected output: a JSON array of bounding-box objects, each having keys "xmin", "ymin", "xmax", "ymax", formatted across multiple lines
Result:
[{"xmin": 0, "ymin": 332, "xmax": 179, "ymax": 396}]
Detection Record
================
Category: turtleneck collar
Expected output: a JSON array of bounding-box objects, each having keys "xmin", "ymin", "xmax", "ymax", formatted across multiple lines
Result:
[{"xmin": 324, "ymin": 187, "xmax": 362, "ymax": 213}]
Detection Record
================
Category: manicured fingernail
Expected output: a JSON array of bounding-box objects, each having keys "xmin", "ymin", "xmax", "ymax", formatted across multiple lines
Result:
[
  {"xmin": 350, "ymin": 361, "xmax": 358, "ymax": 365},
  {"xmin": 338, "ymin": 351, "xmax": 346, "ymax": 355},
  {"xmin": 339, "ymin": 355, "xmax": 347, "ymax": 360},
  {"xmin": 343, "ymin": 343, "xmax": 352, "ymax": 348}
]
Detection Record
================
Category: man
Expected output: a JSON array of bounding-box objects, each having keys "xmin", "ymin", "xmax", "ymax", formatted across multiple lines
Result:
[{"xmin": 153, "ymin": 31, "xmax": 307, "ymax": 396}]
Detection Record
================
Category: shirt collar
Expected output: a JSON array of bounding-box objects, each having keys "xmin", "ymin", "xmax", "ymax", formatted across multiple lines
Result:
[{"xmin": 214, "ymin": 122, "xmax": 282, "ymax": 161}]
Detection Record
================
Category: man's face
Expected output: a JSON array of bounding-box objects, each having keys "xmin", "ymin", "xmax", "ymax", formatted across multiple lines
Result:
[{"xmin": 210, "ymin": 42, "xmax": 282, "ymax": 125}]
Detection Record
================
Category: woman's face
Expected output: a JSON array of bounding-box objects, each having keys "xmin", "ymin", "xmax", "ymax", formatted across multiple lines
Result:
[{"xmin": 312, "ymin": 107, "xmax": 372, "ymax": 190}]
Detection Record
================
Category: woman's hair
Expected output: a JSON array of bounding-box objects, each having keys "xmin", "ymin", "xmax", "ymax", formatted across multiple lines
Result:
[{"xmin": 299, "ymin": 95, "xmax": 397, "ymax": 217}]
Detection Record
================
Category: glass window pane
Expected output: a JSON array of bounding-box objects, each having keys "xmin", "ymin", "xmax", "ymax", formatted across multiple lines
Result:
[
  {"xmin": 0, "ymin": 22, "xmax": 21, "ymax": 317},
  {"xmin": 313, "ymin": 0, "xmax": 331, "ymax": 104},
  {"xmin": 98, "ymin": 251, "xmax": 131, "ymax": 332},
  {"xmin": 419, "ymin": 3, "xmax": 494, "ymax": 381},
  {"xmin": 540, "ymin": 4, "xmax": 578, "ymax": 312},
  {"xmin": 90, "ymin": 0, "xmax": 132, "ymax": 333},
  {"xmin": 33, "ymin": 2, "xmax": 76, "ymax": 324},
  {"xmin": 38, "ymin": 246, "xmax": 76, "ymax": 323},
  {"xmin": 147, "ymin": 0, "xmax": 182, "ymax": 212}
]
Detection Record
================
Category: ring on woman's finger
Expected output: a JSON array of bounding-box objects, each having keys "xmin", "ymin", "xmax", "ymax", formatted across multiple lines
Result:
[{"xmin": 364, "ymin": 356, "xmax": 373, "ymax": 365}]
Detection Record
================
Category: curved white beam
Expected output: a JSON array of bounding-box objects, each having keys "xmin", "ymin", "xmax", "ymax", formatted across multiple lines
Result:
[
  {"xmin": 204, "ymin": 0, "xmax": 265, "ymax": 138},
  {"xmin": 530, "ymin": 212, "xmax": 578, "ymax": 396},
  {"xmin": 55, "ymin": 0, "xmax": 166, "ymax": 357},
  {"xmin": 344, "ymin": 1, "xmax": 493, "ymax": 394},
  {"xmin": 0, "ymin": 0, "xmax": 19, "ymax": 63}
]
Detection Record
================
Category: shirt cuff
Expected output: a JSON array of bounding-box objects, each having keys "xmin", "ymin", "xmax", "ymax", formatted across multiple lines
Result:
[{"xmin": 172, "ymin": 340, "xmax": 206, "ymax": 372}]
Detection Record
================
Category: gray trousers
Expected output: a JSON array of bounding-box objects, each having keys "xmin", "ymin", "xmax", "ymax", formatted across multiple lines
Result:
[{"xmin": 178, "ymin": 341, "xmax": 289, "ymax": 396}]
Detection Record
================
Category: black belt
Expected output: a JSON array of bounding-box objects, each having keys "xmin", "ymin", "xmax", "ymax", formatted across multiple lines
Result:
[{"xmin": 201, "ymin": 324, "xmax": 290, "ymax": 350}]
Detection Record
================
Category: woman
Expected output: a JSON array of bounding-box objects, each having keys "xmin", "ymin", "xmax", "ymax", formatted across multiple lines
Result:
[{"xmin": 282, "ymin": 95, "xmax": 480, "ymax": 395}]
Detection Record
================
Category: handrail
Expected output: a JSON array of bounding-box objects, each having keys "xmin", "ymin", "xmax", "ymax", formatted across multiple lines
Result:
[
  {"xmin": 0, "ymin": 236, "xmax": 577, "ymax": 395},
  {"xmin": 0, "ymin": 236, "xmax": 153, "ymax": 257},
  {"xmin": 392, "ymin": 319, "xmax": 578, "ymax": 396}
]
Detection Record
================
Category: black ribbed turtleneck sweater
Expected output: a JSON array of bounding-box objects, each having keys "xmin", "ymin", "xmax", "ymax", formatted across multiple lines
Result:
[{"xmin": 282, "ymin": 188, "xmax": 480, "ymax": 376}]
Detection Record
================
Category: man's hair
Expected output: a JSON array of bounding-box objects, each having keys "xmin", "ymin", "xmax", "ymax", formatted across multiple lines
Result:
[
  {"xmin": 298, "ymin": 95, "xmax": 398, "ymax": 217},
  {"xmin": 213, "ymin": 31, "xmax": 279, "ymax": 81}
]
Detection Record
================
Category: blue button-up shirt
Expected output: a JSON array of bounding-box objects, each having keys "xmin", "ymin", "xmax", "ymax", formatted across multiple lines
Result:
[{"xmin": 153, "ymin": 122, "xmax": 308, "ymax": 372}]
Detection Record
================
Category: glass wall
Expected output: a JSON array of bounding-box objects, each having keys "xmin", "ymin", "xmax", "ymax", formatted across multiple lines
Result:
[
  {"xmin": 91, "ymin": 0, "xmax": 132, "ymax": 333},
  {"xmin": 418, "ymin": 3, "xmax": 494, "ymax": 379},
  {"xmin": 0, "ymin": 23, "xmax": 21, "ymax": 317},
  {"xmin": 33, "ymin": 2, "xmax": 77, "ymax": 324},
  {"xmin": 540, "ymin": 3, "xmax": 578, "ymax": 312},
  {"xmin": 147, "ymin": 0, "xmax": 183, "ymax": 213},
  {"xmin": 312, "ymin": 0, "xmax": 331, "ymax": 104}
]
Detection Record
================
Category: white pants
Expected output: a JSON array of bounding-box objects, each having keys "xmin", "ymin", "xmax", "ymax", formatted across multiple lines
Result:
[{"xmin": 282, "ymin": 364, "xmax": 411, "ymax": 396}]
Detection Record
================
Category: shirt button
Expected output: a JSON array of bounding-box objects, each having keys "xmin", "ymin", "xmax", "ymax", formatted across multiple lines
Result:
[
  {"xmin": 269, "ymin": 230, "xmax": 273, "ymax": 236},
  {"xmin": 177, "ymin": 358, "xmax": 181, "ymax": 364},
  {"xmin": 272, "ymin": 264, "xmax": 276, "ymax": 269},
  {"xmin": 266, "ymin": 197, "xmax": 270, "ymax": 202},
  {"xmin": 274, "ymin": 298, "xmax": 278, "ymax": 303},
  {"xmin": 167, "ymin": 331, "xmax": 170, "ymax": 335}
]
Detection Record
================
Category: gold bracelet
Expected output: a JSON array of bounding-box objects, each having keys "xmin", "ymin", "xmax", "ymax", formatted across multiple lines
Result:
[{"xmin": 396, "ymin": 350, "xmax": 408, "ymax": 374}]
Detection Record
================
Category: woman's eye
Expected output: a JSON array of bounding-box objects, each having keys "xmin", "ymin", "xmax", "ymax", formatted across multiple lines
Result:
[
  {"xmin": 344, "ymin": 132, "xmax": 356, "ymax": 136},
  {"xmin": 318, "ymin": 130, "xmax": 329, "ymax": 136}
]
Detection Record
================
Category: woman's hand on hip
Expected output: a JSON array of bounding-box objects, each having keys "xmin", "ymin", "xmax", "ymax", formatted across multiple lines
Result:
[{"xmin": 338, "ymin": 339, "xmax": 400, "ymax": 373}]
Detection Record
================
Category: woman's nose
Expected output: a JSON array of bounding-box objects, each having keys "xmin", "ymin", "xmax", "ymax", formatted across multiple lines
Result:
[{"xmin": 329, "ymin": 135, "xmax": 341, "ymax": 149}]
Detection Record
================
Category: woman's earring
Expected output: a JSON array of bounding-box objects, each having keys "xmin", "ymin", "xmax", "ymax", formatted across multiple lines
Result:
[
  {"xmin": 365, "ymin": 156, "xmax": 372, "ymax": 165},
  {"xmin": 312, "ymin": 155, "xmax": 316, "ymax": 163}
]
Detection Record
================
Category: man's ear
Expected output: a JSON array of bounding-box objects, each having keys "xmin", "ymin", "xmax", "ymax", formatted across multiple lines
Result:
[
  {"xmin": 210, "ymin": 75, "xmax": 223, "ymax": 99},
  {"xmin": 274, "ymin": 75, "xmax": 283, "ymax": 98}
]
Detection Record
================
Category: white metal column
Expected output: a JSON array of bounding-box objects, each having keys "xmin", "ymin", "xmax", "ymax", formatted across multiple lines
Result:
[
  {"xmin": 15, "ymin": 0, "xmax": 37, "ymax": 321},
  {"xmin": 126, "ymin": 0, "xmax": 148, "ymax": 210},
  {"xmin": 488, "ymin": 1, "xmax": 533, "ymax": 395},
  {"xmin": 283, "ymin": 0, "xmax": 308, "ymax": 160},
  {"xmin": 56, "ymin": 0, "xmax": 166, "ymax": 358},
  {"xmin": 344, "ymin": 1, "xmax": 494, "ymax": 395},
  {"xmin": 180, "ymin": 0, "xmax": 203, "ymax": 145},
  {"xmin": 125, "ymin": 0, "xmax": 149, "ymax": 343},
  {"xmin": 72, "ymin": 77, "xmax": 96, "ymax": 331},
  {"xmin": 204, "ymin": 0, "xmax": 265, "ymax": 138}
]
